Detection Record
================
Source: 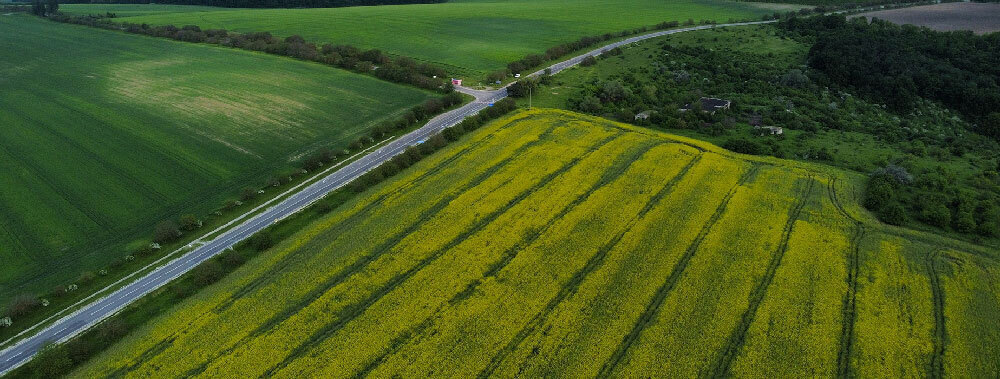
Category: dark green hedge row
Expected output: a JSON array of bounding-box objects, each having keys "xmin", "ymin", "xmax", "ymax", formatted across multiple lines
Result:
[
  {"xmin": 348, "ymin": 97, "xmax": 517, "ymax": 192},
  {"xmin": 59, "ymin": 0, "xmax": 445, "ymax": 9},
  {"xmin": 48, "ymin": 14, "xmax": 451, "ymax": 92}
]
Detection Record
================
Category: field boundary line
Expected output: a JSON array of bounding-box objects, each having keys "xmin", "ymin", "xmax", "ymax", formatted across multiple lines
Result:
[
  {"xmin": 354, "ymin": 139, "xmax": 661, "ymax": 378},
  {"xmin": 157, "ymin": 124, "xmax": 570, "ymax": 377},
  {"xmin": 453, "ymin": 139, "xmax": 663, "ymax": 305},
  {"xmin": 926, "ymin": 249, "xmax": 946, "ymax": 379},
  {"xmin": 210, "ymin": 123, "xmax": 514, "ymax": 313},
  {"xmin": 711, "ymin": 176, "xmax": 815, "ymax": 376},
  {"xmin": 108, "ymin": 336, "xmax": 175, "ymax": 377},
  {"xmin": 478, "ymin": 151, "xmax": 704, "ymax": 378},
  {"xmin": 0, "ymin": 136, "xmax": 392, "ymax": 354},
  {"xmin": 0, "ymin": 20, "xmax": 835, "ymax": 374},
  {"xmin": 260, "ymin": 132, "xmax": 623, "ymax": 377},
  {"xmin": 597, "ymin": 163, "xmax": 761, "ymax": 377},
  {"xmin": 830, "ymin": 177, "xmax": 865, "ymax": 378}
]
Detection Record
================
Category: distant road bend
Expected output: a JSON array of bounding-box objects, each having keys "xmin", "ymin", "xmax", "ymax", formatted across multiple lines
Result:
[{"xmin": 0, "ymin": 20, "xmax": 772, "ymax": 376}]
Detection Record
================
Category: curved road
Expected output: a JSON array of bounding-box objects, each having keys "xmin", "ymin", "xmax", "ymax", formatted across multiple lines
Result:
[{"xmin": 0, "ymin": 19, "xmax": 771, "ymax": 376}]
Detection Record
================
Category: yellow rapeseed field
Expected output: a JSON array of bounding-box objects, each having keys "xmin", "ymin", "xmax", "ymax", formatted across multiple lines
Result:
[
  {"xmin": 730, "ymin": 179, "xmax": 852, "ymax": 376},
  {"xmin": 73, "ymin": 109, "xmax": 999, "ymax": 378},
  {"xmin": 939, "ymin": 251, "xmax": 1000, "ymax": 377}
]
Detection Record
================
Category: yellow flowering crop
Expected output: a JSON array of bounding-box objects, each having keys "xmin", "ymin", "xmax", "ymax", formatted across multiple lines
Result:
[
  {"xmin": 939, "ymin": 251, "xmax": 1000, "ymax": 377},
  {"xmin": 610, "ymin": 166, "xmax": 808, "ymax": 377},
  {"xmin": 851, "ymin": 236, "xmax": 935, "ymax": 377},
  {"xmin": 69, "ymin": 109, "xmax": 998, "ymax": 379}
]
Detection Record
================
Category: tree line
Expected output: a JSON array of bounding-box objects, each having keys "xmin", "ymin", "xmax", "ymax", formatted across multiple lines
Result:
[
  {"xmin": 48, "ymin": 13, "xmax": 451, "ymax": 92},
  {"xmin": 5, "ymin": 98, "xmax": 516, "ymax": 379},
  {"xmin": 59, "ymin": 0, "xmax": 445, "ymax": 9},
  {"xmin": 779, "ymin": 15, "xmax": 1000, "ymax": 141},
  {"xmin": 774, "ymin": 15, "xmax": 1000, "ymax": 237},
  {"xmin": 30, "ymin": 0, "xmax": 57, "ymax": 15},
  {"xmin": 489, "ymin": 20, "xmax": 692, "ymax": 83},
  {"xmin": 533, "ymin": 16, "xmax": 999, "ymax": 239},
  {"xmin": 488, "ymin": 4, "xmax": 851, "ymax": 85},
  {"xmin": 0, "ymin": 87, "xmax": 464, "ymax": 346}
]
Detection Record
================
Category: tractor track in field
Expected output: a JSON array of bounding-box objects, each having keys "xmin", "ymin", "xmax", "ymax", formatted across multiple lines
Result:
[
  {"xmin": 352, "ymin": 140, "xmax": 662, "ymax": 379},
  {"xmin": 128, "ymin": 123, "xmax": 566, "ymax": 376},
  {"xmin": 260, "ymin": 133, "xmax": 622, "ymax": 377},
  {"xmin": 212, "ymin": 122, "xmax": 518, "ymax": 313},
  {"xmin": 596, "ymin": 163, "xmax": 761, "ymax": 378},
  {"xmin": 0, "ymin": 141, "xmax": 114, "ymax": 230},
  {"xmin": 829, "ymin": 177, "xmax": 865, "ymax": 378},
  {"xmin": 0, "ymin": 21, "xmax": 790, "ymax": 375},
  {"xmin": 107, "ymin": 337, "xmax": 174, "ymax": 378},
  {"xmin": 30, "ymin": 108, "xmax": 172, "ymax": 204},
  {"xmin": 477, "ymin": 151, "xmax": 705, "ymax": 378},
  {"xmin": 451, "ymin": 140, "xmax": 665, "ymax": 306},
  {"xmin": 926, "ymin": 249, "xmax": 946, "ymax": 379},
  {"xmin": 711, "ymin": 176, "xmax": 815, "ymax": 377},
  {"xmin": 0, "ymin": 202, "xmax": 48, "ymax": 264}
]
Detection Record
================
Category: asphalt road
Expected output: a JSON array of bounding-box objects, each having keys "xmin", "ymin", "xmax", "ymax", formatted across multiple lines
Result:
[{"xmin": 0, "ymin": 19, "xmax": 770, "ymax": 376}]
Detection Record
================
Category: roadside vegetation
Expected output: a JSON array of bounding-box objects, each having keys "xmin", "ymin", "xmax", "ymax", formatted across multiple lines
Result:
[
  {"xmin": 45, "ymin": 12, "xmax": 452, "ymax": 92},
  {"xmin": 3, "ymin": 97, "xmax": 518, "ymax": 379},
  {"xmin": 105, "ymin": 0, "xmax": 447, "ymax": 9},
  {"xmin": 521, "ymin": 20, "xmax": 999, "ymax": 243},
  {"xmin": 59, "ymin": 0, "xmax": 788, "ymax": 78},
  {"xmin": 60, "ymin": 109, "xmax": 997, "ymax": 377},
  {"xmin": 0, "ymin": 15, "xmax": 446, "ymax": 335},
  {"xmin": 6, "ymin": 2, "xmax": 998, "ymax": 377},
  {"xmin": 782, "ymin": 15, "xmax": 1000, "ymax": 234}
]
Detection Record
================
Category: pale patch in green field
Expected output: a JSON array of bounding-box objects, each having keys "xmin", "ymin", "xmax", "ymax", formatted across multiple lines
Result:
[{"xmin": 0, "ymin": 15, "xmax": 433, "ymax": 303}]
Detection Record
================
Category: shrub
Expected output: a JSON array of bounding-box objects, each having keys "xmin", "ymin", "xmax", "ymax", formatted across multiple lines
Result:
[
  {"xmin": 192, "ymin": 259, "xmax": 224, "ymax": 286},
  {"xmin": 248, "ymin": 233, "xmax": 274, "ymax": 252},
  {"xmin": 722, "ymin": 138, "xmax": 764, "ymax": 155},
  {"xmin": 5, "ymin": 295, "xmax": 41, "ymax": 318},
  {"xmin": 153, "ymin": 220, "xmax": 181, "ymax": 244},
  {"xmin": 920, "ymin": 202, "xmax": 952, "ymax": 228},
  {"xmin": 879, "ymin": 201, "xmax": 907, "ymax": 226},
  {"xmin": 179, "ymin": 214, "xmax": 201, "ymax": 231}
]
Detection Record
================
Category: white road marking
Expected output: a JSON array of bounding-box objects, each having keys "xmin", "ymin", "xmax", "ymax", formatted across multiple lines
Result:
[{"xmin": 0, "ymin": 20, "xmax": 775, "ymax": 375}]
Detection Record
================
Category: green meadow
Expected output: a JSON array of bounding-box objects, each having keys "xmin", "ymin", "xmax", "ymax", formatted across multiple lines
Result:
[
  {"xmin": 0, "ymin": 15, "xmax": 433, "ymax": 304},
  {"xmin": 59, "ymin": 4, "xmax": 225, "ymax": 17},
  {"xmin": 63, "ymin": 0, "xmax": 787, "ymax": 78},
  {"xmin": 73, "ymin": 109, "xmax": 999, "ymax": 377}
]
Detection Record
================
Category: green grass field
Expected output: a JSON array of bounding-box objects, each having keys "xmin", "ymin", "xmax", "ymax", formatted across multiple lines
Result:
[
  {"xmin": 526, "ymin": 24, "xmax": 1000, "ymax": 242},
  {"xmin": 0, "ymin": 15, "xmax": 433, "ymax": 304},
  {"xmin": 62, "ymin": 0, "xmax": 789, "ymax": 78},
  {"xmin": 73, "ymin": 109, "xmax": 998, "ymax": 377}
]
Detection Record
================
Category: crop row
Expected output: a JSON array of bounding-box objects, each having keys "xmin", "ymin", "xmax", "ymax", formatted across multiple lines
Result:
[
  {"xmin": 608, "ymin": 166, "xmax": 804, "ymax": 376},
  {"xmin": 491, "ymin": 153, "xmax": 751, "ymax": 377},
  {"xmin": 851, "ymin": 236, "xmax": 935, "ymax": 377},
  {"xmin": 76, "ymin": 111, "xmax": 575, "ymax": 377},
  {"xmin": 478, "ymin": 149, "xmax": 706, "ymax": 377},
  {"xmin": 938, "ymin": 251, "xmax": 1000, "ymax": 377},
  {"xmin": 71, "ymin": 110, "xmax": 999, "ymax": 377},
  {"xmin": 362, "ymin": 143, "xmax": 701, "ymax": 376},
  {"xmin": 729, "ymin": 177, "xmax": 853, "ymax": 377},
  {"xmin": 212, "ymin": 127, "xmax": 621, "ymax": 377},
  {"xmin": 273, "ymin": 132, "xmax": 661, "ymax": 377}
]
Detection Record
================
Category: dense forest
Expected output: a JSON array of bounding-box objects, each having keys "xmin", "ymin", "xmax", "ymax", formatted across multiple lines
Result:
[
  {"xmin": 527, "ymin": 21, "xmax": 999, "ymax": 240},
  {"xmin": 59, "ymin": 0, "xmax": 445, "ymax": 8},
  {"xmin": 780, "ymin": 15, "xmax": 1000, "ymax": 137},
  {"xmin": 779, "ymin": 15, "xmax": 1000, "ymax": 236}
]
